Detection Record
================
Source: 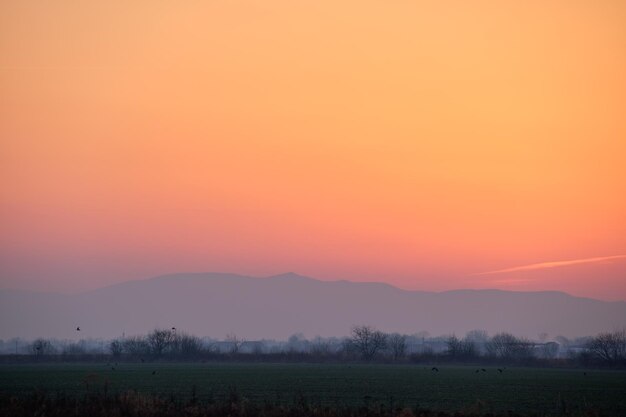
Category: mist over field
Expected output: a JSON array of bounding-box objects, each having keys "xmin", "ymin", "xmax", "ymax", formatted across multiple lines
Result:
[{"xmin": 2, "ymin": 272, "xmax": 624, "ymax": 340}]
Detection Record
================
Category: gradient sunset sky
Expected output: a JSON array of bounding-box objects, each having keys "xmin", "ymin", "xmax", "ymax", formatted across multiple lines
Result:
[{"xmin": 1, "ymin": 1, "xmax": 625, "ymax": 300}]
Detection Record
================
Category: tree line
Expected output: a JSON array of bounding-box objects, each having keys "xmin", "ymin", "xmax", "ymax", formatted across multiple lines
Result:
[{"xmin": 8, "ymin": 327, "xmax": 626, "ymax": 368}]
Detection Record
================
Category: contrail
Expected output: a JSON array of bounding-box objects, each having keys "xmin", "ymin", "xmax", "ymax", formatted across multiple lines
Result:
[{"xmin": 473, "ymin": 254, "xmax": 626, "ymax": 276}]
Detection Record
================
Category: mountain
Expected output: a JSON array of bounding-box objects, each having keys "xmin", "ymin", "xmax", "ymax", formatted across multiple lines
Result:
[{"xmin": 1, "ymin": 272, "xmax": 624, "ymax": 340}]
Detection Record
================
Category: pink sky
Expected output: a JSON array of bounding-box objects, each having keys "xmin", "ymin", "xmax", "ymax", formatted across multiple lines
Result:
[{"xmin": 1, "ymin": 1, "xmax": 625, "ymax": 300}]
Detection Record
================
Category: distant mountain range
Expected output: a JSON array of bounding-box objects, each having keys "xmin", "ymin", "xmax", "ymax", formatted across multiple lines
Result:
[{"xmin": 1, "ymin": 272, "xmax": 624, "ymax": 340}]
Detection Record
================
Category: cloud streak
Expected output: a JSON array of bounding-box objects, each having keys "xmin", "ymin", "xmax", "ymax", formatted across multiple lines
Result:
[{"xmin": 473, "ymin": 255, "xmax": 626, "ymax": 276}]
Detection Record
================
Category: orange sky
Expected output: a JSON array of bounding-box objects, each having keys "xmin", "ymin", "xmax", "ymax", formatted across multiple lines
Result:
[{"xmin": 1, "ymin": 1, "xmax": 625, "ymax": 300}]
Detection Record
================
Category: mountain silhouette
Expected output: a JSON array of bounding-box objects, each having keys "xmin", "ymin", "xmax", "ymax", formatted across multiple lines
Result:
[{"xmin": 1, "ymin": 272, "xmax": 624, "ymax": 339}]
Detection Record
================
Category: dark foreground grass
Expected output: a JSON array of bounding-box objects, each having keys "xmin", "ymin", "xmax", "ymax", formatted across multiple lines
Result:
[
  {"xmin": 1, "ymin": 363, "xmax": 625, "ymax": 416},
  {"xmin": 0, "ymin": 390, "xmax": 619, "ymax": 417}
]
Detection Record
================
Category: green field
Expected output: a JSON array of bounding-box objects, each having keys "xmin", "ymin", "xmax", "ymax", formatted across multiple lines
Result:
[{"xmin": 1, "ymin": 363, "xmax": 625, "ymax": 414}]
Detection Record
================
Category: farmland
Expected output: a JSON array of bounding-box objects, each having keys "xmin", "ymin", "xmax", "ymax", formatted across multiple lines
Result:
[{"xmin": 1, "ymin": 363, "xmax": 625, "ymax": 415}]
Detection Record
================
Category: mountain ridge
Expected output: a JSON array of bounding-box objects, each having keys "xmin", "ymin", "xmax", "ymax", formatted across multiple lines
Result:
[
  {"xmin": 3, "ymin": 272, "xmax": 619, "ymax": 303},
  {"xmin": 1, "ymin": 272, "xmax": 624, "ymax": 340}
]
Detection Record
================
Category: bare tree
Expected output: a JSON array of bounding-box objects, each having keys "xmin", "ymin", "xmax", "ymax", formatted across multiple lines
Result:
[
  {"xmin": 486, "ymin": 332, "xmax": 533, "ymax": 360},
  {"xmin": 445, "ymin": 335, "xmax": 476, "ymax": 359},
  {"xmin": 465, "ymin": 329, "xmax": 489, "ymax": 354},
  {"xmin": 173, "ymin": 333, "xmax": 203, "ymax": 358},
  {"xmin": 310, "ymin": 336, "xmax": 331, "ymax": 357},
  {"xmin": 63, "ymin": 341, "xmax": 87, "ymax": 355},
  {"xmin": 350, "ymin": 325, "xmax": 387, "ymax": 360},
  {"xmin": 586, "ymin": 330, "xmax": 626, "ymax": 365},
  {"xmin": 387, "ymin": 333, "xmax": 407, "ymax": 360},
  {"xmin": 225, "ymin": 333, "xmax": 245, "ymax": 354},
  {"xmin": 465, "ymin": 329, "xmax": 488, "ymax": 344},
  {"xmin": 109, "ymin": 339, "xmax": 123, "ymax": 358},
  {"xmin": 123, "ymin": 336, "xmax": 150, "ymax": 357},
  {"xmin": 446, "ymin": 335, "xmax": 462, "ymax": 357},
  {"xmin": 488, "ymin": 332, "xmax": 517, "ymax": 358},
  {"xmin": 286, "ymin": 333, "xmax": 307, "ymax": 353},
  {"xmin": 31, "ymin": 338, "xmax": 55, "ymax": 356},
  {"xmin": 251, "ymin": 341, "xmax": 265, "ymax": 355},
  {"xmin": 201, "ymin": 338, "xmax": 218, "ymax": 354},
  {"xmin": 147, "ymin": 329, "xmax": 176, "ymax": 357}
]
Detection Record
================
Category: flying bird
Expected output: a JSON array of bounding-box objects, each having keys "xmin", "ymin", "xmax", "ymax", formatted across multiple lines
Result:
[
  {"xmin": 76, "ymin": 327, "xmax": 80, "ymax": 331},
  {"xmin": 481, "ymin": 368, "xmax": 487, "ymax": 372},
  {"xmin": 497, "ymin": 368, "xmax": 503, "ymax": 373},
  {"xmin": 431, "ymin": 367, "xmax": 439, "ymax": 372}
]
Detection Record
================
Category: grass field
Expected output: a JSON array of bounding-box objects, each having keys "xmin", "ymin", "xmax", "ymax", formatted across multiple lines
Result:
[{"xmin": 1, "ymin": 363, "xmax": 625, "ymax": 414}]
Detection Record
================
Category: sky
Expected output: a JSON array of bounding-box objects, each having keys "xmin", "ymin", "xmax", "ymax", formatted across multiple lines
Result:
[{"xmin": 1, "ymin": 1, "xmax": 625, "ymax": 300}]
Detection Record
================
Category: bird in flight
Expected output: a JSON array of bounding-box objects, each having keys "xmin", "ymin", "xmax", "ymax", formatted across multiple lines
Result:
[{"xmin": 76, "ymin": 327, "xmax": 81, "ymax": 331}]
